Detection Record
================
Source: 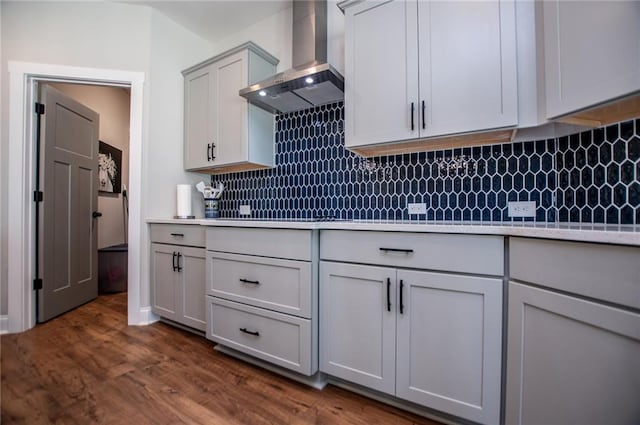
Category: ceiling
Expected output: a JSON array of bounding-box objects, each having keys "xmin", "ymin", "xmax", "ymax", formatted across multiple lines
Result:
[{"xmin": 136, "ymin": 0, "xmax": 291, "ymax": 44}]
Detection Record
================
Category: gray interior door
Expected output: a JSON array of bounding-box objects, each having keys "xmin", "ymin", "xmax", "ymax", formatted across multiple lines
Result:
[{"xmin": 38, "ymin": 85, "xmax": 100, "ymax": 322}]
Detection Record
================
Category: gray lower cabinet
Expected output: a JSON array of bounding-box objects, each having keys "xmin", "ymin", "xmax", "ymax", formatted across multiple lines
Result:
[
  {"xmin": 205, "ymin": 227, "xmax": 318, "ymax": 376},
  {"xmin": 506, "ymin": 282, "xmax": 640, "ymax": 425},
  {"xmin": 320, "ymin": 262, "xmax": 397, "ymax": 394},
  {"xmin": 395, "ymin": 269, "xmax": 502, "ymax": 423},
  {"xmin": 150, "ymin": 224, "xmax": 206, "ymax": 331},
  {"xmin": 320, "ymin": 231, "xmax": 503, "ymax": 425},
  {"xmin": 506, "ymin": 238, "xmax": 640, "ymax": 425}
]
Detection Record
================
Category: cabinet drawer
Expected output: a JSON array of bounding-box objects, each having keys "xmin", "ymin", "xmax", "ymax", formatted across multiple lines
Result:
[
  {"xmin": 321, "ymin": 231, "xmax": 504, "ymax": 276},
  {"xmin": 208, "ymin": 252, "xmax": 312, "ymax": 318},
  {"xmin": 510, "ymin": 238, "xmax": 640, "ymax": 310},
  {"xmin": 206, "ymin": 297, "xmax": 314, "ymax": 375},
  {"xmin": 206, "ymin": 227, "xmax": 312, "ymax": 261},
  {"xmin": 150, "ymin": 224, "xmax": 205, "ymax": 247}
]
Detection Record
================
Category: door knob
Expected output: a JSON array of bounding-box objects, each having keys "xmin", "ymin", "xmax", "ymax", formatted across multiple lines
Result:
[{"xmin": 92, "ymin": 211, "xmax": 103, "ymax": 218}]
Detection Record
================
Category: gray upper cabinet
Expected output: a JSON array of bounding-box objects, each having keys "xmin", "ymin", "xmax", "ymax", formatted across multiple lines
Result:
[
  {"xmin": 342, "ymin": 0, "xmax": 517, "ymax": 155},
  {"xmin": 543, "ymin": 1, "xmax": 640, "ymax": 121},
  {"xmin": 183, "ymin": 42, "xmax": 278, "ymax": 173}
]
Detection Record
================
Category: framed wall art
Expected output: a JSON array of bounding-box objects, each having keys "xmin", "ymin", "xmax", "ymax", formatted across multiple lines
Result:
[{"xmin": 98, "ymin": 141, "xmax": 122, "ymax": 194}]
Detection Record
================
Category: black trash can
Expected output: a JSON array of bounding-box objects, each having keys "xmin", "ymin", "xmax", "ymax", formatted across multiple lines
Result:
[{"xmin": 98, "ymin": 243, "xmax": 128, "ymax": 293}]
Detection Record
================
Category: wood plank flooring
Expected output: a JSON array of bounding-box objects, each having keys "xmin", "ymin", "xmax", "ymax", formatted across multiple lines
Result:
[{"xmin": 1, "ymin": 293, "xmax": 441, "ymax": 425}]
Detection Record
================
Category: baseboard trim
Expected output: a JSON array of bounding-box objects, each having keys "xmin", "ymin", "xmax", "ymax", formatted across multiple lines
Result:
[
  {"xmin": 0, "ymin": 315, "xmax": 9, "ymax": 334},
  {"xmin": 131, "ymin": 307, "xmax": 159, "ymax": 326}
]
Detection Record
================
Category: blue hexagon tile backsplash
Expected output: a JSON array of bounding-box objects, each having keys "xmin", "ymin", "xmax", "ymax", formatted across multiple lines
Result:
[{"xmin": 215, "ymin": 102, "xmax": 639, "ymax": 224}]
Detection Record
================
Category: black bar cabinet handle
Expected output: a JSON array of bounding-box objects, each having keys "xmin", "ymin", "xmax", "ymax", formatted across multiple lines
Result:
[
  {"xmin": 386, "ymin": 278, "xmax": 391, "ymax": 312},
  {"xmin": 422, "ymin": 100, "xmax": 426, "ymax": 130},
  {"xmin": 170, "ymin": 233, "xmax": 184, "ymax": 237},
  {"xmin": 239, "ymin": 278, "xmax": 260, "ymax": 285},
  {"xmin": 206, "ymin": 143, "xmax": 211, "ymax": 161},
  {"xmin": 172, "ymin": 252, "xmax": 177, "ymax": 271},
  {"xmin": 176, "ymin": 252, "xmax": 182, "ymax": 272},
  {"xmin": 379, "ymin": 247, "xmax": 414, "ymax": 254},
  {"xmin": 211, "ymin": 142, "xmax": 216, "ymax": 160},
  {"xmin": 399, "ymin": 280, "xmax": 404, "ymax": 314},
  {"xmin": 239, "ymin": 328, "xmax": 260, "ymax": 337},
  {"xmin": 410, "ymin": 102, "xmax": 415, "ymax": 131}
]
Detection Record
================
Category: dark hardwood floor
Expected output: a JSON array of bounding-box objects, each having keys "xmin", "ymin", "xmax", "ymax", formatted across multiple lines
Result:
[{"xmin": 1, "ymin": 293, "xmax": 441, "ymax": 424}]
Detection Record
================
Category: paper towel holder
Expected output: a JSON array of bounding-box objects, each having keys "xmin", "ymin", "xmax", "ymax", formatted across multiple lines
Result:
[{"xmin": 175, "ymin": 184, "xmax": 196, "ymax": 219}]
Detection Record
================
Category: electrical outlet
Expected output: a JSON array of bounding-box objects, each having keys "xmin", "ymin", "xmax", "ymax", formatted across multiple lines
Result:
[
  {"xmin": 239, "ymin": 205, "xmax": 251, "ymax": 216},
  {"xmin": 407, "ymin": 203, "xmax": 427, "ymax": 215},
  {"xmin": 508, "ymin": 201, "xmax": 536, "ymax": 218}
]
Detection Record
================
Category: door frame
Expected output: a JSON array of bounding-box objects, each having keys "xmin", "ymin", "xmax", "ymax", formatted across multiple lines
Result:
[{"xmin": 7, "ymin": 61, "xmax": 150, "ymax": 332}]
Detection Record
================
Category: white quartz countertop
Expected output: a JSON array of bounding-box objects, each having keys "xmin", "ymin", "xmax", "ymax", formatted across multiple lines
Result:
[{"xmin": 146, "ymin": 218, "xmax": 640, "ymax": 246}]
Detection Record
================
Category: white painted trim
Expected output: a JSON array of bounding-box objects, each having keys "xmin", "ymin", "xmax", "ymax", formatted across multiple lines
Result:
[
  {"xmin": 7, "ymin": 61, "xmax": 147, "ymax": 333},
  {"xmin": 138, "ymin": 307, "xmax": 160, "ymax": 326},
  {"xmin": 0, "ymin": 315, "xmax": 9, "ymax": 334}
]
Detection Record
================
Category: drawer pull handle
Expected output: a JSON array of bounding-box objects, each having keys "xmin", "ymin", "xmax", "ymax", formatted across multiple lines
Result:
[
  {"xmin": 399, "ymin": 279, "xmax": 404, "ymax": 314},
  {"xmin": 239, "ymin": 278, "xmax": 260, "ymax": 285},
  {"xmin": 170, "ymin": 233, "xmax": 184, "ymax": 237},
  {"xmin": 239, "ymin": 327, "xmax": 260, "ymax": 337},
  {"xmin": 386, "ymin": 278, "xmax": 391, "ymax": 312},
  {"xmin": 379, "ymin": 247, "xmax": 414, "ymax": 254}
]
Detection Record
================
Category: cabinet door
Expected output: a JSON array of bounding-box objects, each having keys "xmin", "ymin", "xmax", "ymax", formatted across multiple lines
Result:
[
  {"xmin": 419, "ymin": 0, "xmax": 517, "ymax": 136},
  {"xmin": 344, "ymin": 0, "xmax": 419, "ymax": 148},
  {"xmin": 320, "ymin": 261, "xmax": 397, "ymax": 395},
  {"xmin": 506, "ymin": 282, "xmax": 640, "ymax": 425},
  {"xmin": 543, "ymin": 1, "xmax": 640, "ymax": 118},
  {"xmin": 213, "ymin": 50, "xmax": 248, "ymax": 166},
  {"xmin": 178, "ymin": 246, "xmax": 206, "ymax": 331},
  {"xmin": 396, "ymin": 270, "xmax": 502, "ymax": 425},
  {"xmin": 184, "ymin": 65, "xmax": 215, "ymax": 170},
  {"xmin": 150, "ymin": 243, "xmax": 179, "ymax": 322}
]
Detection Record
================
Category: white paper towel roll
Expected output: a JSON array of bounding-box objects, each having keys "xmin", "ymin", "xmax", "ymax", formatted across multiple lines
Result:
[{"xmin": 176, "ymin": 184, "xmax": 192, "ymax": 217}]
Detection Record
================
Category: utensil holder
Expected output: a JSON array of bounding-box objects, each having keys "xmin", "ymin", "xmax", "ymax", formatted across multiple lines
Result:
[{"xmin": 204, "ymin": 198, "xmax": 219, "ymax": 219}]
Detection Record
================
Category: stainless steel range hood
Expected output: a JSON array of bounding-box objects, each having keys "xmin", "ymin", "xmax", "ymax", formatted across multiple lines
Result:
[{"xmin": 239, "ymin": 0, "xmax": 344, "ymax": 114}]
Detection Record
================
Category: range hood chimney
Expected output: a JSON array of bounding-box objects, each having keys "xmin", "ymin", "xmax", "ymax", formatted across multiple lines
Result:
[{"xmin": 239, "ymin": 0, "xmax": 344, "ymax": 114}]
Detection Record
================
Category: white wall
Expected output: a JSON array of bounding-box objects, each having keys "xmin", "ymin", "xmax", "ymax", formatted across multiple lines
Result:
[
  {"xmin": 327, "ymin": 0, "xmax": 345, "ymax": 75},
  {"xmin": 146, "ymin": 9, "xmax": 216, "ymax": 221},
  {"xmin": 210, "ymin": 6, "xmax": 293, "ymax": 73},
  {"xmin": 0, "ymin": 0, "xmax": 337, "ymax": 319},
  {"xmin": 48, "ymin": 83, "xmax": 131, "ymax": 249},
  {"xmin": 0, "ymin": 1, "xmax": 214, "ymax": 317},
  {"xmin": 207, "ymin": 1, "xmax": 345, "ymax": 75}
]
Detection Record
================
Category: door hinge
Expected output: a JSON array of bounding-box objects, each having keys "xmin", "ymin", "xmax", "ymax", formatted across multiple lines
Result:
[
  {"xmin": 34, "ymin": 191, "xmax": 43, "ymax": 202},
  {"xmin": 35, "ymin": 103, "xmax": 45, "ymax": 115},
  {"xmin": 33, "ymin": 278, "xmax": 43, "ymax": 290}
]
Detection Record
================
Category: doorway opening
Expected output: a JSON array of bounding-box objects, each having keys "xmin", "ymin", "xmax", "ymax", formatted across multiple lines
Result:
[
  {"xmin": 36, "ymin": 82, "xmax": 132, "ymax": 322},
  {"xmin": 7, "ymin": 62, "xmax": 148, "ymax": 333}
]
